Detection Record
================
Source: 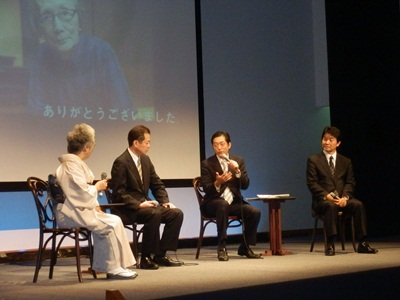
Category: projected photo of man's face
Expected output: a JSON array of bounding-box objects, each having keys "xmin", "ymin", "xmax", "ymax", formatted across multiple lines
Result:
[
  {"xmin": 25, "ymin": 0, "xmax": 135, "ymax": 114},
  {"xmin": 35, "ymin": 0, "xmax": 80, "ymax": 53},
  {"xmin": 1, "ymin": 0, "xmax": 200, "ymax": 181}
]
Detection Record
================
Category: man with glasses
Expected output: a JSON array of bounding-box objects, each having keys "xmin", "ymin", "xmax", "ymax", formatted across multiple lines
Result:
[{"xmin": 28, "ymin": 0, "xmax": 133, "ymax": 115}]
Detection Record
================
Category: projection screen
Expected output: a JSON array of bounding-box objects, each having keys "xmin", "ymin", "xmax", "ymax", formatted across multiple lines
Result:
[{"xmin": 0, "ymin": 0, "xmax": 201, "ymax": 184}]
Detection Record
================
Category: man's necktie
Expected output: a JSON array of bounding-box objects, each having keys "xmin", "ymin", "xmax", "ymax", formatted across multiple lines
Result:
[
  {"xmin": 329, "ymin": 156, "xmax": 335, "ymax": 175},
  {"xmin": 137, "ymin": 158, "xmax": 143, "ymax": 182},
  {"xmin": 222, "ymin": 160, "xmax": 233, "ymax": 204}
]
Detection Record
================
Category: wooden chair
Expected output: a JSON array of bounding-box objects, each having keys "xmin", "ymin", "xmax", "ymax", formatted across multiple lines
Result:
[
  {"xmin": 193, "ymin": 176, "xmax": 243, "ymax": 259},
  {"xmin": 103, "ymin": 188, "xmax": 142, "ymax": 266},
  {"xmin": 27, "ymin": 176, "xmax": 96, "ymax": 283},
  {"xmin": 310, "ymin": 210, "xmax": 357, "ymax": 253}
]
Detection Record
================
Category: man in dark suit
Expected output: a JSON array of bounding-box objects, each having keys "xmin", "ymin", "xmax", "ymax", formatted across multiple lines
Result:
[
  {"xmin": 201, "ymin": 131, "xmax": 261, "ymax": 261},
  {"xmin": 306, "ymin": 126, "xmax": 377, "ymax": 256},
  {"xmin": 111, "ymin": 125, "xmax": 183, "ymax": 269}
]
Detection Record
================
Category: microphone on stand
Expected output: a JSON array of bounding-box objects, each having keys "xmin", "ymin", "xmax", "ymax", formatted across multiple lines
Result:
[{"xmin": 99, "ymin": 172, "xmax": 107, "ymax": 197}]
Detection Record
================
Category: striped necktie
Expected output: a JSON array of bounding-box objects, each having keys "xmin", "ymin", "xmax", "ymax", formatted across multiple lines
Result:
[
  {"xmin": 137, "ymin": 158, "xmax": 143, "ymax": 182},
  {"xmin": 329, "ymin": 156, "xmax": 335, "ymax": 175},
  {"xmin": 221, "ymin": 160, "xmax": 233, "ymax": 204}
]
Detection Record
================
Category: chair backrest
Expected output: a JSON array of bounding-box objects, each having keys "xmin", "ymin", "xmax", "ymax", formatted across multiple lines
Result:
[
  {"xmin": 104, "ymin": 187, "xmax": 114, "ymax": 204},
  {"xmin": 48, "ymin": 174, "xmax": 66, "ymax": 204},
  {"xmin": 193, "ymin": 176, "xmax": 205, "ymax": 207},
  {"xmin": 102, "ymin": 187, "xmax": 124, "ymax": 220},
  {"xmin": 27, "ymin": 176, "xmax": 57, "ymax": 230}
]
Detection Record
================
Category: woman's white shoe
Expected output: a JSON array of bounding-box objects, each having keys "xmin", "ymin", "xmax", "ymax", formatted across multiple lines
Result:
[{"xmin": 106, "ymin": 269, "xmax": 138, "ymax": 280}]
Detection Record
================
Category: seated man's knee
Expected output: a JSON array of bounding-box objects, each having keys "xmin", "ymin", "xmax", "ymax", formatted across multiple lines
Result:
[
  {"xmin": 172, "ymin": 208, "xmax": 184, "ymax": 221},
  {"xmin": 352, "ymin": 198, "xmax": 365, "ymax": 210},
  {"xmin": 148, "ymin": 208, "xmax": 162, "ymax": 222},
  {"xmin": 245, "ymin": 205, "xmax": 260, "ymax": 219},
  {"xmin": 325, "ymin": 201, "xmax": 337, "ymax": 210},
  {"xmin": 218, "ymin": 201, "xmax": 230, "ymax": 212},
  {"xmin": 253, "ymin": 207, "xmax": 261, "ymax": 218}
]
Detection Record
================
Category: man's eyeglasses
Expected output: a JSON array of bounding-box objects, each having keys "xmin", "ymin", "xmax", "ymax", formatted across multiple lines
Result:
[{"xmin": 38, "ymin": 9, "xmax": 77, "ymax": 26}]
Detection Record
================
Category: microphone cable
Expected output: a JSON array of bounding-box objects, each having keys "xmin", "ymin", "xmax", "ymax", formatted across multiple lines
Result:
[
  {"xmin": 225, "ymin": 155, "xmax": 249, "ymax": 253},
  {"xmin": 237, "ymin": 165, "xmax": 250, "ymax": 253},
  {"xmin": 223, "ymin": 154, "xmax": 251, "ymax": 254}
]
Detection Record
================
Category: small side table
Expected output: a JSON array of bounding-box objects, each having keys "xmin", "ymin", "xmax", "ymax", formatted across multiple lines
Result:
[{"xmin": 247, "ymin": 196, "xmax": 295, "ymax": 255}]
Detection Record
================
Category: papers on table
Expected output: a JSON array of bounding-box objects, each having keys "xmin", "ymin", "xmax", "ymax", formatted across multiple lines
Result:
[{"xmin": 256, "ymin": 194, "xmax": 290, "ymax": 199}]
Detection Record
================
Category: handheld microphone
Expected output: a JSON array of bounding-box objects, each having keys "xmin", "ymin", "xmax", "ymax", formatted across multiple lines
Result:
[
  {"xmin": 221, "ymin": 154, "xmax": 241, "ymax": 174},
  {"xmin": 99, "ymin": 172, "xmax": 107, "ymax": 197},
  {"xmin": 329, "ymin": 191, "xmax": 339, "ymax": 199}
]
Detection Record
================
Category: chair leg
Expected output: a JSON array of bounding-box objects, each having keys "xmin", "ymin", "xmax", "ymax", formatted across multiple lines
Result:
[
  {"xmin": 310, "ymin": 217, "xmax": 318, "ymax": 252},
  {"xmin": 196, "ymin": 222, "xmax": 206, "ymax": 259},
  {"xmin": 339, "ymin": 213, "xmax": 346, "ymax": 250},
  {"xmin": 49, "ymin": 233, "xmax": 58, "ymax": 280},
  {"xmin": 75, "ymin": 230, "xmax": 83, "ymax": 283},
  {"xmin": 351, "ymin": 216, "xmax": 357, "ymax": 252},
  {"xmin": 339, "ymin": 214, "xmax": 357, "ymax": 252},
  {"xmin": 87, "ymin": 232, "xmax": 97, "ymax": 279},
  {"xmin": 132, "ymin": 225, "xmax": 139, "ymax": 268},
  {"xmin": 323, "ymin": 223, "xmax": 328, "ymax": 251},
  {"xmin": 33, "ymin": 235, "xmax": 44, "ymax": 283}
]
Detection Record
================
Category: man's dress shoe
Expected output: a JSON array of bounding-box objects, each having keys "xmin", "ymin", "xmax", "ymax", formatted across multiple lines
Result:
[
  {"xmin": 217, "ymin": 248, "xmax": 229, "ymax": 261},
  {"xmin": 357, "ymin": 242, "xmax": 378, "ymax": 254},
  {"xmin": 325, "ymin": 243, "xmax": 335, "ymax": 256},
  {"xmin": 106, "ymin": 270, "xmax": 138, "ymax": 280},
  {"xmin": 153, "ymin": 255, "xmax": 182, "ymax": 267},
  {"xmin": 140, "ymin": 256, "xmax": 159, "ymax": 270},
  {"xmin": 237, "ymin": 247, "xmax": 262, "ymax": 259}
]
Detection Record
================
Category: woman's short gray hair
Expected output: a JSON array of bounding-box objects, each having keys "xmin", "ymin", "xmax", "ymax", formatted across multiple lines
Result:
[{"xmin": 66, "ymin": 123, "xmax": 95, "ymax": 154}]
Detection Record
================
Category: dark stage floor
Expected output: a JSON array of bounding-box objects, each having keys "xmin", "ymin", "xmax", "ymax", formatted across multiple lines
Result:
[{"xmin": 1, "ymin": 235, "xmax": 399, "ymax": 300}]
